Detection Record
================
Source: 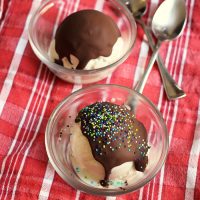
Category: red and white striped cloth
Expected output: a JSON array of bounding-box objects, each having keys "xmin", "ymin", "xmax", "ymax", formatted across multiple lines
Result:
[{"xmin": 0, "ymin": 0, "xmax": 199, "ymax": 199}]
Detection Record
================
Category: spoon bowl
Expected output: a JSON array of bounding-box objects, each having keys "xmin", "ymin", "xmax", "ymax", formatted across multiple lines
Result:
[
  {"xmin": 128, "ymin": 0, "xmax": 147, "ymax": 18},
  {"xmin": 152, "ymin": 0, "xmax": 187, "ymax": 41}
]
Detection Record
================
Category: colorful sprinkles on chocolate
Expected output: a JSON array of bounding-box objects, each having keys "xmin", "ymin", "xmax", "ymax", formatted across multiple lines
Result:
[
  {"xmin": 75, "ymin": 102, "xmax": 149, "ymax": 186},
  {"xmin": 76, "ymin": 102, "xmax": 147, "ymax": 154}
]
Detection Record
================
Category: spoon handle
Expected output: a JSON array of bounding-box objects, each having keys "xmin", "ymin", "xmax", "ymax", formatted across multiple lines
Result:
[
  {"xmin": 135, "ymin": 41, "xmax": 161, "ymax": 93},
  {"xmin": 137, "ymin": 19, "xmax": 186, "ymax": 100}
]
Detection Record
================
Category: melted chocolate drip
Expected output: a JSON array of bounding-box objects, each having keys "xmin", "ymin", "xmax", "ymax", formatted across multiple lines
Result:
[
  {"xmin": 75, "ymin": 102, "xmax": 149, "ymax": 186},
  {"xmin": 55, "ymin": 10, "xmax": 120, "ymax": 69}
]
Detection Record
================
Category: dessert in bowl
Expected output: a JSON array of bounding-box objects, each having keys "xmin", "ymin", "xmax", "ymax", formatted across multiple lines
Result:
[
  {"xmin": 45, "ymin": 84, "xmax": 169, "ymax": 195},
  {"xmin": 28, "ymin": 0, "xmax": 137, "ymax": 84}
]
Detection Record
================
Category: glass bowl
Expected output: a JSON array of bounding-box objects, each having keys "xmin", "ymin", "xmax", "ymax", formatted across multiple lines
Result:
[
  {"xmin": 28, "ymin": 0, "xmax": 137, "ymax": 84},
  {"xmin": 45, "ymin": 84, "xmax": 169, "ymax": 196}
]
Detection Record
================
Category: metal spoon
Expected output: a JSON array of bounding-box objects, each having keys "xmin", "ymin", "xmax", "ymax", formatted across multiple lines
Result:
[
  {"xmin": 134, "ymin": 0, "xmax": 187, "ymax": 94},
  {"xmin": 122, "ymin": 0, "xmax": 186, "ymax": 100}
]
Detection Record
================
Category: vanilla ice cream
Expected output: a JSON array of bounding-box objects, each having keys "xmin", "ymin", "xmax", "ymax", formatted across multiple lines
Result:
[{"xmin": 49, "ymin": 37, "xmax": 124, "ymax": 70}]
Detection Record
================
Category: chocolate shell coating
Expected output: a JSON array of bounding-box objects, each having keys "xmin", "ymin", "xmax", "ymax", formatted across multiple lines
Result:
[
  {"xmin": 75, "ymin": 102, "xmax": 149, "ymax": 186},
  {"xmin": 55, "ymin": 10, "xmax": 120, "ymax": 69}
]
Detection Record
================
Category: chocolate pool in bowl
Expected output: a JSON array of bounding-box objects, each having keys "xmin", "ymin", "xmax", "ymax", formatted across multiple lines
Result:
[
  {"xmin": 45, "ymin": 84, "xmax": 169, "ymax": 195},
  {"xmin": 28, "ymin": 0, "xmax": 137, "ymax": 84}
]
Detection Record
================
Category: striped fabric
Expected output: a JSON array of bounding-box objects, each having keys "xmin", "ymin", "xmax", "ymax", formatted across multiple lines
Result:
[{"xmin": 0, "ymin": 0, "xmax": 199, "ymax": 199}]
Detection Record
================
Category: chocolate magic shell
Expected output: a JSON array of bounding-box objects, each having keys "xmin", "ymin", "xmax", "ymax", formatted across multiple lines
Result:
[
  {"xmin": 55, "ymin": 10, "xmax": 120, "ymax": 69},
  {"xmin": 75, "ymin": 102, "xmax": 149, "ymax": 187}
]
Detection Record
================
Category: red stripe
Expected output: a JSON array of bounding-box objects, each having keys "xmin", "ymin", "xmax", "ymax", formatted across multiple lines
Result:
[
  {"xmin": 0, "ymin": 0, "xmax": 9, "ymax": 23},
  {"xmin": 79, "ymin": 192, "xmax": 106, "ymax": 200},
  {"xmin": 0, "ymin": 0, "xmax": 33, "ymax": 92},
  {"xmin": 47, "ymin": 174, "xmax": 77, "ymax": 200},
  {"xmin": 0, "ymin": 68, "xmax": 50, "ymax": 198}
]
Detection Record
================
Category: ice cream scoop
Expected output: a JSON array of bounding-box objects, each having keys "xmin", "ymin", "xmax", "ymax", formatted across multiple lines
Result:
[
  {"xmin": 70, "ymin": 102, "xmax": 149, "ymax": 187},
  {"xmin": 51, "ymin": 9, "xmax": 122, "ymax": 70}
]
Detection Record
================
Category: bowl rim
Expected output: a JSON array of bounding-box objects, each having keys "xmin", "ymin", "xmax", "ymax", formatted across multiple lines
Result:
[
  {"xmin": 28, "ymin": 0, "xmax": 137, "ymax": 75},
  {"xmin": 45, "ymin": 84, "xmax": 169, "ymax": 196}
]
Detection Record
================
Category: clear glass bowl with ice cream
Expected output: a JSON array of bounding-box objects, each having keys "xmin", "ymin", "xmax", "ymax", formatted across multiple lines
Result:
[
  {"xmin": 45, "ymin": 84, "xmax": 169, "ymax": 196},
  {"xmin": 28, "ymin": 0, "xmax": 137, "ymax": 84}
]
